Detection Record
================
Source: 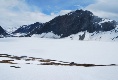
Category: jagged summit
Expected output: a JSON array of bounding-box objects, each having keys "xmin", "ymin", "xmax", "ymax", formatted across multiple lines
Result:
[{"xmin": 34, "ymin": 9, "xmax": 117, "ymax": 37}]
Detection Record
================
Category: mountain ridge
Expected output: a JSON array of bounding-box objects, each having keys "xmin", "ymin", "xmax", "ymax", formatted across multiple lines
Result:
[
  {"xmin": 11, "ymin": 22, "xmax": 43, "ymax": 37},
  {"xmin": 29, "ymin": 9, "xmax": 118, "ymax": 38},
  {"xmin": 0, "ymin": 9, "xmax": 118, "ymax": 41}
]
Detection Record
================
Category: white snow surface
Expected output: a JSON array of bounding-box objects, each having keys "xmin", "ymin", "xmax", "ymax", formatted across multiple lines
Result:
[
  {"xmin": 0, "ymin": 37, "xmax": 118, "ymax": 80},
  {"xmin": 32, "ymin": 32, "xmax": 61, "ymax": 39},
  {"xmin": 11, "ymin": 33, "xmax": 27, "ymax": 37},
  {"xmin": 0, "ymin": 37, "xmax": 118, "ymax": 64},
  {"xmin": 67, "ymin": 29, "xmax": 118, "ymax": 42}
]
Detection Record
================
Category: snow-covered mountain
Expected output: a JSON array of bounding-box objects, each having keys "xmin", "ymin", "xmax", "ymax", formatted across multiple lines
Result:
[
  {"xmin": 11, "ymin": 22, "xmax": 43, "ymax": 37},
  {"xmin": 30, "ymin": 10, "xmax": 118, "ymax": 41},
  {"xmin": 1, "ymin": 9, "xmax": 118, "ymax": 41},
  {"xmin": 6, "ymin": 27, "xmax": 19, "ymax": 34},
  {"xmin": 33, "ymin": 10, "xmax": 117, "ymax": 37},
  {"xmin": 66, "ymin": 26, "xmax": 118, "ymax": 41}
]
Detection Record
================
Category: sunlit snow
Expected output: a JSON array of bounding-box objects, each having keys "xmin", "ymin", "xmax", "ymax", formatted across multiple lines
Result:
[{"xmin": 0, "ymin": 37, "xmax": 118, "ymax": 80}]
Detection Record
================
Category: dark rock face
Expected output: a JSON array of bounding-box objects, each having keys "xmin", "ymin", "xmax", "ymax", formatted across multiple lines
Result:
[
  {"xmin": 79, "ymin": 32, "xmax": 86, "ymax": 40},
  {"xmin": 12, "ymin": 22, "xmax": 43, "ymax": 36},
  {"xmin": 34, "ymin": 10, "xmax": 117, "ymax": 38},
  {"xmin": 100, "ymin": 21, "xmax": 116, "ymax": 31},
  {"xmin": 0, "ymin": 26, "xmax": 7, "ymax": 37}
]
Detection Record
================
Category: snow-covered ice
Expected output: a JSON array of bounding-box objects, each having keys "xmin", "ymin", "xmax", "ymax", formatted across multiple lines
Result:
[{"xmin": 0, "ymin": 37, "xmax": 118, "ymax": 80}]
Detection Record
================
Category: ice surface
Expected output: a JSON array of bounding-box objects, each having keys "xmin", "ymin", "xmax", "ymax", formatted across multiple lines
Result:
[{"xmin": 0, "ymin": 37, "xmax": 118, "ymax": 80}]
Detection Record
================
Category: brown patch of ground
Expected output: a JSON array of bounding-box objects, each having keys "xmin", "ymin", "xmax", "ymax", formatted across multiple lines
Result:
[{"xmin": 0, "ymin": 54, "xmax": 118, "ymax": 68}]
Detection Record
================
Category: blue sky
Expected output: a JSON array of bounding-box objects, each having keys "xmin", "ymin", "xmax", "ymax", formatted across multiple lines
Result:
[{"xmin": 25, "ymin": 0, "xmax": 96, "ymax": 14}]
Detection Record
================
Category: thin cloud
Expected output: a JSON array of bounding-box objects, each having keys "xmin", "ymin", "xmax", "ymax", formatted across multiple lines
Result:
[
  {"xmin": 0, "ymin": 0, "xmax": 73, "ymax": 29},
  {"xmin": 0, "ymin": 0, "xmax": 56, "ymax": 29},
  {"xmin": 1, "ymin": 0, "xmax": 118, "ymax": 30},
  {"xmin": 85, "ymin": 0, "xmax": 118, "ymax": 21}
]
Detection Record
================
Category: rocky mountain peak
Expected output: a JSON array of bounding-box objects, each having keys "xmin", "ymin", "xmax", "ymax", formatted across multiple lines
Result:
[{"xmin": 35, "ymin": 9, "xmax": 117, "ymax": 37}]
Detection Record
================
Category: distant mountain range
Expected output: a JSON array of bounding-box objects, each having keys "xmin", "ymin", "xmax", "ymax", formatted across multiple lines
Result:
[
  {"xmin": 0, "ymin": 9, "xmax": 118, "ymax": 41},
  {"xmin": 11, "ymin": 22, "xmax": 43, "ymax": 37}
]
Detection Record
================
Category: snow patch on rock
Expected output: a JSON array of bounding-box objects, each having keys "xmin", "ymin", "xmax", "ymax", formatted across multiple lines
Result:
[
  {"xmin": 11, "ymin": 33, "xmax": 27, "ymax": 37},
  {"xmin": 66, "ymin": 31, "xmax": 90, "ymax": 41},
  {"xmin": 98, "ymin": 18, "xmax": 113, "ymax": 25},
  {"xmin": 67, "ymin": 29, "xmax": 118, "ymax": 42}
]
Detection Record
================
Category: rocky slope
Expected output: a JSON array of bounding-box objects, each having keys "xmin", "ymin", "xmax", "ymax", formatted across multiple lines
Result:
[
  {"xmin": 12, "ymin": 22, "xmax": 43, "ymax": 37},
  {"xmin": 0, "ymin": 26, "xmax": 8, "ymax": 38},
  {"xmin": 31, "ymin": 10, "xmax": 117, "ymax": 38}
]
